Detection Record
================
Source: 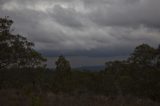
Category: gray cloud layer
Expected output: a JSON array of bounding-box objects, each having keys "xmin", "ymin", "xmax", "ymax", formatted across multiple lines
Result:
[{"xmin": 0, "ymin": 0, "xmax": 160, "ymax": 57}]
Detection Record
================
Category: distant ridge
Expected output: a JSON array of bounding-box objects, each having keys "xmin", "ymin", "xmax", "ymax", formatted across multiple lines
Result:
[{"xmin": 75, "ymin": 65, "xmax": 105, "ymax": 71}]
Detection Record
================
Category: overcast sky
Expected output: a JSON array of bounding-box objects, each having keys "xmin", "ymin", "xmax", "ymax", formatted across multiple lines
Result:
[{"xmin": 0, "ymin": 0, "xmax": 160, "ymax": 67}]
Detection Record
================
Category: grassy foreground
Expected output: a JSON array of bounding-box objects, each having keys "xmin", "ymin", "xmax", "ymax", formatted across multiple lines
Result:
[{"xmin": 0, "ymin": 89, "xmax": 160, "ymax": 106}]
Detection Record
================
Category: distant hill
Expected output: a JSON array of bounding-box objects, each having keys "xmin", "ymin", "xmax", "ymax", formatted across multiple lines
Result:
[{"xmin": 76, "ymin": 65, "xmax": 105, "ymax": 71}]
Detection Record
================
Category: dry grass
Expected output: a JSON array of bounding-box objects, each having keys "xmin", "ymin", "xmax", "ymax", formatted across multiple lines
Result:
[{"xmin": 0, "ymin": 89, "xmax": 160, "ymax": 106}]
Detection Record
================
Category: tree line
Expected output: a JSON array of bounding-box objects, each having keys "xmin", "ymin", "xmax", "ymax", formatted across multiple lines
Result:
[{"xmin": 0, "ymin": 17, "xmax": 160, "ymax": 101}]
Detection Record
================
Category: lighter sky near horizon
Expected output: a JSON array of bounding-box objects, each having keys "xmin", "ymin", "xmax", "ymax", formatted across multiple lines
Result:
[{"xmin": 0, "ymin": 0, "xmax": 160, "ymax": 67}]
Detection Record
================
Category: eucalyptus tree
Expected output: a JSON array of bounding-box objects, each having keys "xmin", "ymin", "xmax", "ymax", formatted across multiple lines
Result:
[{"xmin": 0, "ymin": 17, "xmax": 46, "ymax": 69}]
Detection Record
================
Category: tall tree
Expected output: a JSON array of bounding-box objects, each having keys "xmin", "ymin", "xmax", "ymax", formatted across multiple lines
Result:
[
  {"xmin": 55, "ymin": 55, "xmax": 71, "ymax": 73},
  {"xmin": 128, "ymin": 44, "xmax": 156, "ymax": 67},
  {"xmin": 0, "ymin": 17, "xmax": 46, "ymax": 69}
]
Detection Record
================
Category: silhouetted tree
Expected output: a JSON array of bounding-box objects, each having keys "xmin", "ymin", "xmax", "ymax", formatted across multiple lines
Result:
[
  {"xmin": 128, "ymin": 44, "xmax": 156, "ymax": 67},
  {"xmin": 155, "ymin": 44, "xmax": 160, "ymax": 68},
  {"xmin": 55, "ymin": 55, "xmax": 71, "ymax": 73},
  {"xmin": 0, "ymin": 17, "xmax": 46, "ymax": 69}
]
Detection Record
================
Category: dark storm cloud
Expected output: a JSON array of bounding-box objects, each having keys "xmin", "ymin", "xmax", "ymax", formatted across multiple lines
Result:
[
  {"xmin": 88, "ymin": 0, "xmax": 160, "ymax": 28},
  {"xmin": 0, "ymin": 0, "xmax": 160, "ymax": 58},
  {"xmin": 51, "ymin": 5, "xmax": 83, "ymax": 28}
]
